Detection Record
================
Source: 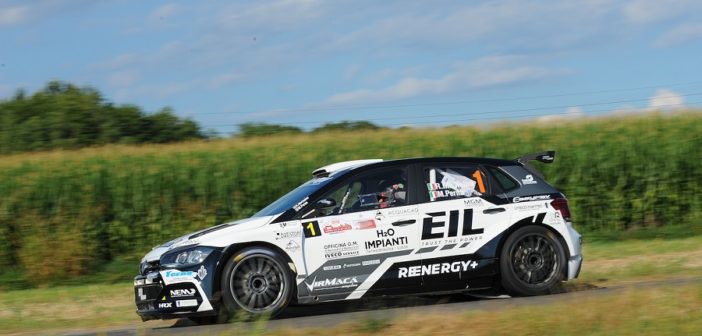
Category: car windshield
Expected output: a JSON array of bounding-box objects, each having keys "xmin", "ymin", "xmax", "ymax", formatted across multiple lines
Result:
[{"xmin": 252, "ymin": 176, "xmax": 336, "ymax": 217}]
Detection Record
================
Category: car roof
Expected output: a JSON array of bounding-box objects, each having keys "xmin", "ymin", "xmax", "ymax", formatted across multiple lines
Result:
[{"xmin": 315, "ymin": 156, "xmax": 519, "ymax": 177}]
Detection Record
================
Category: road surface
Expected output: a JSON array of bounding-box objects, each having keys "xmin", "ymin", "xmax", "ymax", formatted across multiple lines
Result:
[{"xmin": 64, "ymin": 277, "xmax": 701, "ymax": 336}]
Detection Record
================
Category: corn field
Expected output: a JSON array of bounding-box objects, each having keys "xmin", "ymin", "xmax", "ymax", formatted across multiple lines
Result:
[{"xmin": 0, "ymin": 111, "xmax": 700, "ymax": 284}]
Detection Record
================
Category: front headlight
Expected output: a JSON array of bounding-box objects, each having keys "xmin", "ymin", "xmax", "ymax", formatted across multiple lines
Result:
[{"xmin": 161, "ymin": 246, "xmax": 213, "ymax": 268}]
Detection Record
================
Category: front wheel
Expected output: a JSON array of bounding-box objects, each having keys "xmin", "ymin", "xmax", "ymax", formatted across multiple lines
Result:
[
  {"xmin": 500, "ymin": 225, "xmax": 566, "ymax": 296},
  {"xmin": 221, "ymin": 247, "xmax": 294, "ymax": 319}
]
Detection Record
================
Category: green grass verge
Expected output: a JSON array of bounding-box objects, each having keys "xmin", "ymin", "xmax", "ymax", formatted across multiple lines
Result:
[{"xmin": 273, "ymin": 283, "xmax": 702, "ymax": 336}]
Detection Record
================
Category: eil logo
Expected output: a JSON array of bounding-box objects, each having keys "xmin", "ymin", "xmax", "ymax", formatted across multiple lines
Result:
[{"xmin": 422, "ymin": 209, "xmax": 483, "ymax": 240}]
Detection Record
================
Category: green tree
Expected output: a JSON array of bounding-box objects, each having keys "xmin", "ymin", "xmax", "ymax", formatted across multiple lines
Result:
[
  {"xmin": 236, "ymin": 122, "xmax": 303, "ymax": 137},
  {"xmin": 312, "ymin": 120, "xmax": 382, "ymax": 132},
  {"xmin": 0, "ymin": 81, "xmax": 207, "ymax": 153}
]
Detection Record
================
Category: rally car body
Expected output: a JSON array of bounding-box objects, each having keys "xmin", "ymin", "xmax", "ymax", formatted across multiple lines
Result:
[{"xmin": 135, "ymin": 152, "xmax": 582, "ymax": 321}]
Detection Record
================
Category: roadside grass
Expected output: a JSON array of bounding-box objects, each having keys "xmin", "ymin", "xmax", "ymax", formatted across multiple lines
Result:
[
  {"xmin": 1, "ymin": 234, "xmax": 701, "ymax": 335},
  {"xmin": 270, "ymin": 284, "xmax": 702, "ymax": 336}
]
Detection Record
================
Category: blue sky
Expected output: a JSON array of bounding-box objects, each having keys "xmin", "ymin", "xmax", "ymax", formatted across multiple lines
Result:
[{"xmin": 1, "ymin": 0, "xmax": 701, "ymax": 134}]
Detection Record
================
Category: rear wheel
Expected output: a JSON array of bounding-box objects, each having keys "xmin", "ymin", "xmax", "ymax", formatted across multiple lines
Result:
[
  {"xmin": 500, "ymin": 225, "xmax": 566, "ymax": 296},
  {"xmin": 221, "ymin": 247, "xmax": 293, "ymax": 319}
]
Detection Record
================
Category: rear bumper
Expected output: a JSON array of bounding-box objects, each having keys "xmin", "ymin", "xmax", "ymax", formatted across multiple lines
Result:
[{"xmin": 567, "ymin": 254, "xmax": 583, "ymax": 280}]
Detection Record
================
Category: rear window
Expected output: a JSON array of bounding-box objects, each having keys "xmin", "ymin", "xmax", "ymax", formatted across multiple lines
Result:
[
  {"xmin": 488, "ymin": 166, "xmax": 518, "ymax": 192},
  {"xmin": 423, "ymin": 165, "xmax": 488, "ymax": 202}
]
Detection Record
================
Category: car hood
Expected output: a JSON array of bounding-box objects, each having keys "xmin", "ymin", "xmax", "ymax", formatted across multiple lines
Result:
[{"xmin": 140, "ymin": 215, "xmax": 275, "ymax": 263}]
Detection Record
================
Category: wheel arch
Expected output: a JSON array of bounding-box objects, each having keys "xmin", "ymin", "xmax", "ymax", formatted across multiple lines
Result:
[
  {"xmin": 495, "ymin": 216, "xmax": 571, "ymax": 279},
  {"xmin": 211, "ymin": 241, "xmax": 298, "ymax": 305}
]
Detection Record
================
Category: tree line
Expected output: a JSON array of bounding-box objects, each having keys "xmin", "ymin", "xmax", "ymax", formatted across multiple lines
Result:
[
  {"xmin": 0, "ymin": 81, "xmax": 205, "ymax": 154},
  {"xmin": 0, "ymin": 81, "xmax": 383, "ymax": 154}
]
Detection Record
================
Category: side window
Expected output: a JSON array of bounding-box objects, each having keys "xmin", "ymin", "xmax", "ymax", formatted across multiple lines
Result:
[
  {"xmin": 424, "ymin": 166, "xmax": 488, "ymax": 202},
  {"xmin": 312, "ymin": 167, "xmax": 408, "ymax": 217},
  {"xmin": 487, "ymin": 166, "xmax": 518, "ymax": 192}
]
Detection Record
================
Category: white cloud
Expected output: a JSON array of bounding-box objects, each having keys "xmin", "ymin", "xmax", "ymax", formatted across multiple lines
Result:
[
  {"xmin": 0, "ymin": 0, "xmax": 96, "ymax": 26},
  {"xmin": 206, "ymin": 72, "xmax": 244, "ymax": 89},
  {"xmin": 648, "ymin": 89, "xmax": 685, "ymax": 110},
  {"xmin": 326, "ymin": 56, "xmax": 571, "ymax": 104},
  {"xmin": 623, "ymin": 0, "xmax": 702, "ymax": 24},
  {"xmin": 536, "ymin": 106, "xmax": 585, "ymax": 123},
  {"xmin": 0, "ymin": 83, "xmax": 13, "ymax": 98},
  {"xmin": 0, "ymin": 5, "xmax": 28, "ymax": 26},
  {"xmin": 149, "ymin": 3, "xmax": 181, "ymax": 21},
  {"xmin": 114, "ymin": 82, "xmax": 196, "ymax": 101},
  {"xmin": 654, "ymin": 23, "xmax": 702, "ymax": 47},
  {"xmin": 608, "ymin": 89, "xmax": 686, "ymax": 115},
  {"xmin": 106, "ymin": 70, "xmax": 140, "ymax": 88}
]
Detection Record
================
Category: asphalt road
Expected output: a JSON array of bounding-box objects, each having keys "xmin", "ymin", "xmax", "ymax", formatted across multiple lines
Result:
[{"xmin": 65, "ymin": 277, "xmax": 701, "ymax": 336}]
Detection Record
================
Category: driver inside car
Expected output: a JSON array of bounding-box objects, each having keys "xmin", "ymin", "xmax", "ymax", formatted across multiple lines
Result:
[{"xmin": 376, "ymin": 178, "xmax": 406, "ymax": 208}]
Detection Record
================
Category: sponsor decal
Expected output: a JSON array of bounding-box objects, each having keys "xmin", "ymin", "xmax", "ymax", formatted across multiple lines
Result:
[
  {"xmin": 355, "ymin": 219, "xmax": 377, "ymax": 230},
  {"xmin": 513, "ymin": 195, "xmax": 551, "ymax": 203},
  {"xmin": 322, "ymin": 262, "xmax": 363, "ymax": 270},
  {"xmin": 293, "ymin": 197, "xmax": 309, "ymax": 212},
  {"xmin": 164, "ymin": 270, "xmax": 195, "ymax": 282},
  {"xmin": 137, "ymin": 288, "xmax": 147, "ymax": 301},
  {"xmin": 384, "ymin": 207, "xmax": 419, "ymax": 217},
  {"xmin": 398, "ymin": 260, "xmax": 478, "ymax": 278},
  {"xmin": 362, "ymin": 259, "xmax": 381, "ymax": 266},
  {"xmin": 422, "ymin": 209, "xmax": 484, "ymax": 240},
  {"xmin": 515, "ymin": 203, "xmax": 546, "ymax": 211},
  {"xmin": 158, "ymin": 302, "xmax": 173, "ymax": 309},
  {"xmin": 365, "ymin": 229, "xmax": 409, "ymax": 253},
  {"xmin": 176, "ymin": 299, "xmax": 198, "ymax": 308},
  {"xmin": 275, "ymin": 230, "xmax": 302, "ymax": 240},
  {"xmin": 322, "ymin": 218, "xmax": 376, "ymax": 234},
  {"xmin": 464, "ymin": 198, "xmax": 483, "ymax": 207},
  {"xmin": 521, "ymin": 174, "xmax": 538, "ymax": 185},
  {"xmin": 197, "ymin": 265, "xmax": 208, "ymax": 280},
  {"xmin": 324, "ymin": 223, "xmax": 353, "ymax": 234},
  {"xmin": 170, "ymin": 288, "xmax": 196, "ymax": 298},
  {"xmin": 304, "ymin": 276, "xmax": 359, "ymax": 292},
  {"xmin": 285, "ymin": 240, "xmax": 300, "ymax": 253},
  {"xmin": 324, "ymin": 241, "xmax": 360, "ymax": 259}
]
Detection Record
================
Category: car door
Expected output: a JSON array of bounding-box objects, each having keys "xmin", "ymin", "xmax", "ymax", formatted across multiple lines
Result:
[
  {"xmin": 295, "ymin": 165, "xmax": 423, "ymax": 300},
  {"xmin": 415, "ymin": 163, "xmax": 510, "ymax": 292}
]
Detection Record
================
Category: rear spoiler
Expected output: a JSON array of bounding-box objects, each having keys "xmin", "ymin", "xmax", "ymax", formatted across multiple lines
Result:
[{"xmin": 516, "ymin": 150, "xmax": 555, "ymax": 180}]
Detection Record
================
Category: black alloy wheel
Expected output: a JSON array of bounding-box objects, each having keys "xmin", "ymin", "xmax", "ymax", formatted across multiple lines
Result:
[
  {"xmin": 221, "ymin": 247, "xmax": 293, "ymax": 318},
  {"xmin": 500, "ymin": 225, "xmax": 566, "ymax": 296}
]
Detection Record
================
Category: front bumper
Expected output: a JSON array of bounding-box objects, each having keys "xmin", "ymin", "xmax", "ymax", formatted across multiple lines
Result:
[{"xmin": 134, "ymin": 267, "xmax": 216, "ymax": 321}]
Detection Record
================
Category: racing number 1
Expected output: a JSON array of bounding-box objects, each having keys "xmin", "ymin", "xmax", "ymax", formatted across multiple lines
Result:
[
  {"xmin": 472, "ymin": 170, "xmax": 486, "ymax": 193},
  {"xmin": 302, "ymin": 220, "xmax": 321, "ymax": 238}
]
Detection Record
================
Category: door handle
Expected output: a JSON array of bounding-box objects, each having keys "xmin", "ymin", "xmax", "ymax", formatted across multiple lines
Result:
[
  {"xmin": 392, "ymin": 219, "xmax": 416, "ymax": 227},
  {"xmin": 483, "ymin": 207, "xmax": 506, "ymax": 214}
]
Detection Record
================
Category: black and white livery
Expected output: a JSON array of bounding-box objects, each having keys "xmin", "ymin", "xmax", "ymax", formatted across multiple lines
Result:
[{"xmin": 134, "ymin": 152, "xmax": 583, "ymax": 323}]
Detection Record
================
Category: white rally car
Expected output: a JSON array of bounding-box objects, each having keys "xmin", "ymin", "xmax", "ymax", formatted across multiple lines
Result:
[{"xmin": 134, "ymin": 152, "xmax": 582, "ymax": 323}]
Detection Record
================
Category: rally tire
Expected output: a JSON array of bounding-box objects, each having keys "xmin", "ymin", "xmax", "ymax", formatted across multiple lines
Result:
[
  {"xmin": 220, "ymin": 247, "xmax": 293, "ymax": 319},
  {"xmin": 500, "ymin": 225, "xmax": 566, "ymax": 296}
]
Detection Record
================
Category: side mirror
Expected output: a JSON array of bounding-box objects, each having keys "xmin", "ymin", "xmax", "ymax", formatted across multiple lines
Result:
[{"xmin": 315, "ymin": 198, "xmax": 336, "ymax": 209}]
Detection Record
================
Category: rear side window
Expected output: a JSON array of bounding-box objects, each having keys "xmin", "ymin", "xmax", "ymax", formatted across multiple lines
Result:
[
  {"xmin": 488, "ymin": 166, "xmax": 518, "ymax": 192},
  {"xmin": 423, "ymin": 166, "xmax": 488, "ymax": 202}
]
